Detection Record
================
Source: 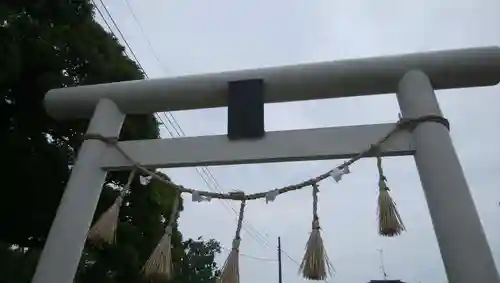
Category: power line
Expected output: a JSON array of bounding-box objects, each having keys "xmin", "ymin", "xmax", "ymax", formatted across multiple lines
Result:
[
  {"xmin": 220, "ymin": 246, "xmax": 277, "ymax": 263},
  {"xmin": 92, "ymin": 1, "xmax": 114, "ymax": 36},
  {"xmin": 239, "ymin": 252, "xmax": 278, "ymax": 263},
  {"xmin": 91, "ymin": 0, "xmax": 307, "ymax": 275},
  {"xmin": 111, "ymin": 0, "xmax": 274, "ymax": 249},
  {"xmin": 377, "ymin": 248, "xmax": 388, "ymax": 280},
  {"xmin": 122, "ymin": 0, "xmax": 168, "ymax": 74},
  {"xmin": 94, "ymin": 1, "xmax": 257, "ymax": 244},
  {"xmin": 94, "ymin": 0, "xmax": 144, "ymax": 73}
]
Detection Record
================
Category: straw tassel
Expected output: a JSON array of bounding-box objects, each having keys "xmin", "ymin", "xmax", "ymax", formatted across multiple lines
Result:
[
  {"xmin": 87, "ymin": 169, "xmax": 137, "ymax": 246},
  {"xmin": 217, "ymin": 200, "xmax": 246, "ymax": 283},
  {"xmin": 376, "ymin": 155, "xmax": 406, "ymax": 236},
  {"xmin": 142, "ymin": 191, "xmax": 181, "ymax": 280},
  {"xmin": 299, "ymin": 184, "xmax": 333, "ymax": 280}
]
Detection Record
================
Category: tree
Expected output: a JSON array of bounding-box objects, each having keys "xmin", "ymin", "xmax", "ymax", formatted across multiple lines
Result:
[
  {"xmin": 179, "ymin": 238, "xmax": 222, "ymax": 283},
  {"xmin": 0, "ymin": 1, "xmax": 221, "ymax": 282}
]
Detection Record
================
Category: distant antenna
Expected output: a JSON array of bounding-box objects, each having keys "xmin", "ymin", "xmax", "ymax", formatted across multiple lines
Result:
[{"xmin": 376, "ymin": 249, "xmax": 388, "ymax": 280}]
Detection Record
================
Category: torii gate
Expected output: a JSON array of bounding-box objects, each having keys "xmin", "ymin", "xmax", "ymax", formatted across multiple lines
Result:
[{"xmin": 33, "ymin": 46, "xmax": 500, "ymax": 283}]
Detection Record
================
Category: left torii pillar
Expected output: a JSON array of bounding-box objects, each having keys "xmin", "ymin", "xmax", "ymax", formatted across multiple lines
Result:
[{"xmin": 31, "ymin": 99, "xmax": 125, "ymax": 283}]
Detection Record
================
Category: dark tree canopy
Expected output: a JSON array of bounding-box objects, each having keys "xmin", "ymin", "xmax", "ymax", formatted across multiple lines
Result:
[{"xmin": 0, "ymin": 1, "xmax": 221, "ymax": 282}]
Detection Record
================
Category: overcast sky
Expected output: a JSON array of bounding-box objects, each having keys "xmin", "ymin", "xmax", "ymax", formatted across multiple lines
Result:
[{"xmin": 96, "ymin": 1, "xmax": 500, "ymax": 282}]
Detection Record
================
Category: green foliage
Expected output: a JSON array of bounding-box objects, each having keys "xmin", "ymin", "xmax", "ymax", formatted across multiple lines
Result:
[
  {"xmin": 0, "ymin": 1, "xmax": 220, "ymax": 283},
  {"xmin": 178, "ymin": 238, "xmax": 222, "ymax": 283}
]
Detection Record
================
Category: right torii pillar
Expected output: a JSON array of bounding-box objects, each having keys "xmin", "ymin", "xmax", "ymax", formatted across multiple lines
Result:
[{"xmin": 397, "ymin": 70, "xmax": 499, "ymax": 283}]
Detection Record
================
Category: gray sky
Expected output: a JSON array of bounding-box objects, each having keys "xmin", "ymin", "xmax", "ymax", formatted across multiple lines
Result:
[{"xmin": 96, "ymin": 0, "xmax": 500, "ymax": 282}]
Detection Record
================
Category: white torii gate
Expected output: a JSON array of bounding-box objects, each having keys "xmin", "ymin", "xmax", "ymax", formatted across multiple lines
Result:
[{"xmin": 33, "ymin": 46, "xmax": 500, "ymax": 283}]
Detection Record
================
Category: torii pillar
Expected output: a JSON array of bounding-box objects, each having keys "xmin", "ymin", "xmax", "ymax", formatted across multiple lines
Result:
[{"xmin": 33, "ymin": 46, "xmax": 500, "ymax": 283}]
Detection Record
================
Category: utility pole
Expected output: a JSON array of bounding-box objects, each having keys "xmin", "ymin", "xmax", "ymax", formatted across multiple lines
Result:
[{"xmin": 278, "ymin": 237, "xmax": 283, "ymax": 283}]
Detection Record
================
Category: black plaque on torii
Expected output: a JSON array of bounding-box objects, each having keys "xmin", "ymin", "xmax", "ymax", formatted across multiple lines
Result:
[{"xmin": 227, "ymin": 79, "xmax": 265, "ymax": 140}]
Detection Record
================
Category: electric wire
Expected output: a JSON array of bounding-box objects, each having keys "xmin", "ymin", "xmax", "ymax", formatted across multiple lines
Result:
[
  {"xmin": 91, "ymin": 0, "xmax": 308, "ymax": 274},
  {"xmin": 96, "ymin": 0, "xmax": 273, "ymax": 248}
]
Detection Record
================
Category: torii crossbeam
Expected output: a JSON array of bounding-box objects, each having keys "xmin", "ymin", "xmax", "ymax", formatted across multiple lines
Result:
[{"xmin": 34, "ymin": 46, "xmax": 500, "ymax": 283}]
